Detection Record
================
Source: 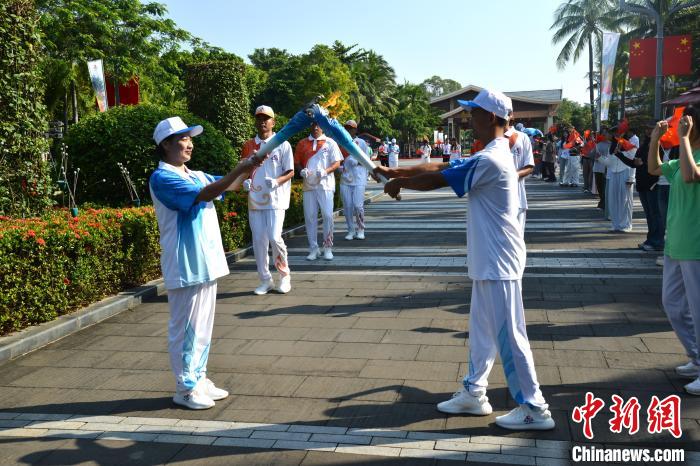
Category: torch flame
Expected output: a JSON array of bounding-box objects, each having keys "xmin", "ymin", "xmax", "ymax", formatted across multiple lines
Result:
[{"xmin": 321, "ymin": 91, "xmax": 344, "ymax": 118}]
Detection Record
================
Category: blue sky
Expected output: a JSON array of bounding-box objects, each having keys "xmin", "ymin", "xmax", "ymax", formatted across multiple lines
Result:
[{"xmin": 159, "ymin": 0, "xmax": 592, "ymax": 104}]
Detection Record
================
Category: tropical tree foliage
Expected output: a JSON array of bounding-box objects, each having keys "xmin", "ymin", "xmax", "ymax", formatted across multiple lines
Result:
[
  {"xmin": 421, "ymin": 76, "xmax": 463, "ymax": 98},
  {"xmin": 551, "ymin": 0, "xmax": 623, "ymax": 128}
]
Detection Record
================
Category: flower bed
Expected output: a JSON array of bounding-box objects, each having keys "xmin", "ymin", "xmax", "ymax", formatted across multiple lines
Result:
[{"xmin": 0, "ymin": 181, "xmax": 337, "ymax": 335}]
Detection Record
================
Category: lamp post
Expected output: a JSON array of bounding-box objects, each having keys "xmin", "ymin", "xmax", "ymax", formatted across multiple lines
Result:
[{"xmin": 618, "ymin": 0, "xmax": 700, "ymax": 119}]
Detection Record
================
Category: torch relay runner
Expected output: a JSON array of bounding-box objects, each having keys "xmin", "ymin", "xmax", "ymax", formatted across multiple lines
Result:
[
  {"xmin": 240, "ymin": 105, "xmax": 294, "ymax": 296},
  {"xmin": 149, "ymin": 117, "xmax": 265, "ymax": 410},
  {"xmin": 295, "ymin": 122, "xmax": 343, "ymax": 261},
  {"xmin": 339, "ymin": 119, "xmax": 370, "ymax": 240},
  {"xmin": 375, "ymin": 89, "xmax": 555, "ymax": 431}
]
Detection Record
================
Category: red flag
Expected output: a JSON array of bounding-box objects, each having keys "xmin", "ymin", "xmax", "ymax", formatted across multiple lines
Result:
[
  {"xmin": 629, "ymin": 38, "xmax": 655, "ymax": 79},
  {"xmin": 106, "ymin": 76, "xmax": 140, "ymax": 106},
  {"xmin": 548, "ymin": 124, "xmax": 558, "ymax": 134},
  {"xmin": 616, "ymin": 118, "xmax": 629, "ymax": 136},
  {"xmin": 663, "ymin": 35, "xmax": 692, "ymax": 76},
  {"xmin": 564, "ymin": 129, "xmax": 583, "ymax": 149},
  {"xmin": 617, "ymin": 138, "xmax": 636, "ymax": 152},
  {"xmin": 629, "ymin": 36, "xmax": 693, "ymax": 79},
  {"xmin": 660, "ymin": 106, "xmax": 685, "ymax": 150}
]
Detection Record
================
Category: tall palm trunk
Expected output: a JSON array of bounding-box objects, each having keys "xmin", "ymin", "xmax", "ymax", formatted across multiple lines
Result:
[{"xmin": 588, "ymin": 35, "xmax": 595, "ymax": 129}]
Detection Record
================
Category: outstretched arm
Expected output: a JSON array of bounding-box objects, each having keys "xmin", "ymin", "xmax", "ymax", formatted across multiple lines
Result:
[
  {"xmin": 196, "ymin": 158, "xmax": 259, "ymax": 202},
  {"xmin": 384, "ymin": 173, "xmax": 448, "ymax": 199},
  {"xmin": 375, "ymin": 161, "xmax": 449, "ymax": 180}
]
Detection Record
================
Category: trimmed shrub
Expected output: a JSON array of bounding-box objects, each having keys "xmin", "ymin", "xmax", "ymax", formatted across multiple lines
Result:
[
  {"xmin": 185, "ymin": 61, "xmax": 253, "ymax": 150},
  {"xmin": 63, "ymin": 103, "xmax": 238, "ymax": 206},
  {"xmin": 0, "ymin": 208, "xmax": 149, "ymax": 333},
  {"xmin": 0, "ymin": 0, "xmax": 53, "ymax": 216},
  {"xmin": 0, "ymin": 180, "xmax": 342, "ymax": 335}
]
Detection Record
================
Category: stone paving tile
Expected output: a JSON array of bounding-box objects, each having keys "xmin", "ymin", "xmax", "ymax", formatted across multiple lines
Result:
[
  {"xmin": 3, "ymin": 183, "xmax": 700, "ymax": 463},
  {"xmin": 359, "ymin": 360, "xmax": 460, "ymax": 382},
  {"xmin": 327, "ymin": 343, "xmax": 420, "ymax": 361}
]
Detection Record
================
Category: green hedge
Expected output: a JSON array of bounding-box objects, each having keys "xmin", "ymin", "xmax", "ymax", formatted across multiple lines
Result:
[
  {"xmin": 0, "ymin": 180, "xmax": 339, "ymax": 335},
  {"xmin": 0, "ymin": 0, "xmax": 53, "ymax": 216},
  {"xmin": 63, "ymin": 103, "xmax": 238, "ymax": 206}
]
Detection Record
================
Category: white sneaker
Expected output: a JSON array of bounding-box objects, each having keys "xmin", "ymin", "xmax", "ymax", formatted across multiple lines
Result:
[
  {"xmin": 345, "ymin": 231, "xmax": 355, "ymax": 240},
  {"xmin": 436, "ymin": 389, "xmax": 492, "ymax": 415},
  {"xmin": 676, "ymin": 361, "xmax": 700, "ymax": 378},
  {"xmin": 355, "ymin": 230, "xmax": 365, "ymax": 240},
  {"xmin": 495, "ymin": 405, "xmax": 555, "ymax": 430},
  {"xmin": 203, "ymin": 378, "xmax": 229, "ymax": 401},
  {"xmin": 173, "ymin": 389, "xmax": 215, "ymax": 410},
  {"xmin": 323, "ymin": 248, "xmax": 334, "ymax": 261},
  {"xmin": 254, "ymin": 279, "xmax": 274, "ymax": 295},
  {"xmin": 306, "ymin": 248, "xmax": 320, "ymax": 261},
  {"xmin": 656, "ymin": 256, "xmax": 664, "ymax": 267},
  {"xmin": 278, "ymin": 275, "xmax": 291, "ymax": 294},
  {"xmin": 685, "ymin": 377, "xmax": 700, "ymax": 395}
]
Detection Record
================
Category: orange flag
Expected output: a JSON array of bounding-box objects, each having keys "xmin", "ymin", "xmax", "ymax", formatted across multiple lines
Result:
[
  {"xmin": 660, "ymin": 106, "xmax": 685, "ymax": 150},
  {"xmin": 563, "ymin": 129, "xmax": 583, "ymax": 149}
]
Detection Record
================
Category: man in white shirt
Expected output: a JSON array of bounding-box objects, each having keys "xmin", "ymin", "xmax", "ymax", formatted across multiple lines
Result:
[
  {"xmin": 505, "ymin": 119, "xmax": 535, "ymax": 235},
  {"xmin": 241, "ymin": 106, "xmax": 295, "ymax": 295},
  {"xmin": 420, "ymin": 139, "xmax": 432, "ymax": 164},
  {"xmin": 388, "ymin": 138, "xmax": 400, "ymax": 168},
  {"xmin": 339, "ymin": 120, "xmax": 370, "ymax": 240},
  {"xmin": 294, "ymin": 123, "xmax": 343, "ymax": 260},
  {"xmin": 607, "ymin": 127, "xmax": 638, "ymax": 232},
  {"xmin": 374, "ymin": 89, "xmax": 554, "ymax": 431}
]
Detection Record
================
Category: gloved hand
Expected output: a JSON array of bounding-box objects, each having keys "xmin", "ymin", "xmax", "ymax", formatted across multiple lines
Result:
[
  {"xmin": 265, "ymin": 177, "xmax": 279, "ymax": 189},
  {"xmin": 300, "ymin": 168, "xmax": 309, "ymax": 179},
  {"xmin": 316, "ymin": 169, "xmax": 326, "ymax": 179},
  {"xmin": 242, "ymin": 179, "xmax": 252, "ymax": 192}
]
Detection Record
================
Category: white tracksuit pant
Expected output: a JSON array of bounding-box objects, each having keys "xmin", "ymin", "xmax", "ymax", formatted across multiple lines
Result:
[
  {"xmin": 249, "ymin": 209, "xmax": 289, "ymax": 282},
  {"xmin": 388, "ymin": 154, "xmax": 399, "ymax": 168},
  {"xmin": 517, "ymin": 209, "xmax": 527, "ymax": 238},
  {"xmin": 303, "ymin": 190, "xmax": 335, "ymax": 251},
  {"xmin": 563, "ymin": 155, "xmax": 580, "ymax": 185},
  {"xmin": 608, "ymin": 171, "xmax": 634, "ymax": 231},
  {"xmin": 340, "ymin": 184, "xmax": 365, "ymax": 234},
  {"xmin": 167, "ymin": 280, "xmax": 217, "ymax": 394},
  {"xmin": 464, "ymin": 279, "xmax": 547, "ymax": 409},
  {"xmin": 662, "ymin": 257, "xmax": 700, "ymax": 366}
]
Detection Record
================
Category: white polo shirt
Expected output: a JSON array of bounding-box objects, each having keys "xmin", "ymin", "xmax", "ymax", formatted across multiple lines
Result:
[
  {"xmin": 241, "ymin": 134, "xmax": 294, "ymax": 210},
  {"xmin": 505, "ymin": 128, "xmax": 534, "ymax": 211},
  {"xmin": 149, "ymin": 161, "xmax": 230, "ymax": 290},
  {"xmin": 294, "ymin": 135, "xmax": 343, "ymax": 192},
  {"xmin": 340, "ymin": 137, "xmax": 370, "ymax": 186},
  {"xmin": 441, "ymin": 137, "xmax": 525, "ymax": 281}
]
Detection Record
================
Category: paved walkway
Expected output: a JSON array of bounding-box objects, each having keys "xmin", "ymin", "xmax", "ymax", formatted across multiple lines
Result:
[{"xmin": 1, "ymin": 172, "xmax": 698, "ymax": 465}]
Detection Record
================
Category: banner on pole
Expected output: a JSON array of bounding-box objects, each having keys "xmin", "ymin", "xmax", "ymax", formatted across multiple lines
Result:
[
  {"xmin": 87, "ymin": 59, "xmax": 108, "ymax": 112},
  {"xmin": 600, "ymin": 32, "xmax": 620, "ymax": 122}
]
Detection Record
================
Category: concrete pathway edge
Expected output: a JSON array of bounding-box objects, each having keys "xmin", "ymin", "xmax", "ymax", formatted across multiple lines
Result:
[{"xmin": 0, "ymin": 192, "xmax": 384, "ymax": 364}]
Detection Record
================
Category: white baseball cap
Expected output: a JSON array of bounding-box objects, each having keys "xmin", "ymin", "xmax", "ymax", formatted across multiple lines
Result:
[
  {"xmin": 153, "ymin": 117, "xmax": 203, "ymax": 145},
  {"xmin": 344, "ymin": 119, "xmax": 358, "ymax": 128},
  {"xmin": 515, "ymin": 123, "xmax": 525, "ymax": 131},
  {"xmin": 458, "ymin": 89, "xmax": 513, "ymax": 120},
  {"xmin": 391, "ymin": 138, "xmax": 396, "ymax": 143},
  {"xmin": 255, "ymin": 105, "xmax": 275, "ymax": 118}
]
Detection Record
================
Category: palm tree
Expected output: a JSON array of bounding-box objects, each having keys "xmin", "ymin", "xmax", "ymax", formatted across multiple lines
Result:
[{"xmin": 551, "ymin": 0, "xmax": 622, "ymax": 128}]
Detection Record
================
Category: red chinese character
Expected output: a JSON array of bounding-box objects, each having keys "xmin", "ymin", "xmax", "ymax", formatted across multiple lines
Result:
[
  {"xmin": 609, "ymin": 395, "xmax": 641, "ymax": 434},
  {"xmin": 647, "ymin": 395, "xmax": 682, "ymax": 438},
  {"xmin": 572, "ymin": 391, "xmax": 606, "ymax": 439}
]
